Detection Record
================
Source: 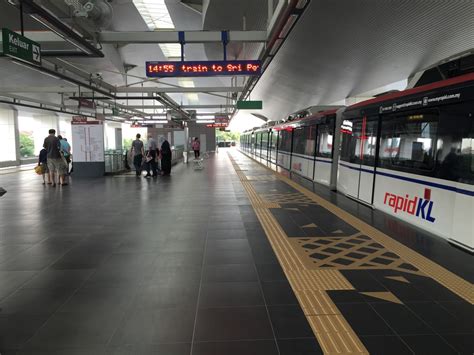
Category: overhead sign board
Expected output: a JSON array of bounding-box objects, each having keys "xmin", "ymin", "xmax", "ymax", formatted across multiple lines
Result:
[
  {"xmin": 237, "ymin": 100, "xmax": 263, "ymax": 110},
  {"xmin": 206, "ymin": 122, "xmax": 229, "ymax": 128},
  {"xmin": 146, "ymin": 60, "xmax": 261, "ymax": 77},
  {"xmin": 2, "ymin": 28, "xmax": 41, "ymax": 66}
]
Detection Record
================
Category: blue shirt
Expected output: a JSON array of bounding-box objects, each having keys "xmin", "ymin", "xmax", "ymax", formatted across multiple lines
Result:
[{"xmin": 60, "ymin": 139, "xmax": 71, "ymax": 156}]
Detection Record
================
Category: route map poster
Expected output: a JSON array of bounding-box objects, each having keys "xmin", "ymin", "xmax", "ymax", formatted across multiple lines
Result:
[{"xmin": 71, "ymin": 118, "xmax": 105, "ymax": 162}]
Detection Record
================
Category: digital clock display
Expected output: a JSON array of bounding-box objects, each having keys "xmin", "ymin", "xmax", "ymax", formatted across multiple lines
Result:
[{"xmin": 145, "ymin": 60, "xmax": 261, "ymax": 77}]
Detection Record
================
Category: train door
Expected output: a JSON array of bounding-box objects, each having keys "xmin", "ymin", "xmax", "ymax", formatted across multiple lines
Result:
[
  {"xmin": 339, "ymin": 116, "xmax": 379, "ymax": 204},
  {"xmin": 269, "ymin": 129, "xmax": 278, "ymax": 163}
]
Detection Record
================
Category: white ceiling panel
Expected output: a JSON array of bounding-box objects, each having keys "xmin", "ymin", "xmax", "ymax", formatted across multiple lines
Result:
[{"xmin": 252, "ymin": 0, "xmax": 474, "ymax": 121}]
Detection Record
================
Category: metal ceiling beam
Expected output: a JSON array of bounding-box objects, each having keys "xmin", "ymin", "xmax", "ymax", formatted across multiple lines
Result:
[
  {"xmin": 124, "ymin": 104, "xmax": 234, "ymax": 109},
  {"xmin": 99, "ymin": 31, "xmax": 267, "ymax": 44},
  {"xmin": 115, "ymin": 86, "xmax": 243, "ymax": 93}
]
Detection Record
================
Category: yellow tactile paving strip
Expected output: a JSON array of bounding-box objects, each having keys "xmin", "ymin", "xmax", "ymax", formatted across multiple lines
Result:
[
  {"xmin": 235, "ymin": 152, "xmax": 474, "ymax": 305},
  {"xmin": 229, "ymin": 154, "xmax": 369, "ymax": 355}
]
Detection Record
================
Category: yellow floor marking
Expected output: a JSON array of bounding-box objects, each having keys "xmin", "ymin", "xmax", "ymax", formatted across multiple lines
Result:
[
  {"xmin": 238, "ymin": 152, "xmax": 474, "ymax": 305},
  {"xmin": 228, "ymin": 153, "xmax": 368, "ymax": 355},
  {"xmin": 386, "ymin": 275, "xmax": 410, "ymax": 283},
  {"xmin": 360, "ymin": 291, "xmax": 403, "ymax": 304}
]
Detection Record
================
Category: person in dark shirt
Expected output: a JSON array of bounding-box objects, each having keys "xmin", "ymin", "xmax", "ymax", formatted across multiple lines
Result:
[
  {"xmin": 38, "ymin": 148, "xmax": 50, "ymax": 184},
  {"xmin": 43, "ymin": 129, "xmax": 68, "ymax": 186},
  {"xmin": 160, "ymin": 136, "xmax": 172, "ymax": 176}
]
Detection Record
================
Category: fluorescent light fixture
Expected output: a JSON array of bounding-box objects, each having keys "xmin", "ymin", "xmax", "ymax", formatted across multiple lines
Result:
[
  {"xmin": 160, "ymin": 43, "xmax": 182, "ymax": 58},
  {"xmin": 295, "ymin": 0, "xmax": 308, "ymax": 9},
  {"xmin": 144, "ymin": 120, "xmax": 167, "ymax": 124},
  {"xmin": 196, "ymin": 120, "xmax": 215, "ymax": 123},
  {"xmin": 279, "ymin": 14, "xmax": 298, "ymax": 38}
]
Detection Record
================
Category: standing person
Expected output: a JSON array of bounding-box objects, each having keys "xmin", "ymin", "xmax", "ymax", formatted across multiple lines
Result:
[
  {"xmin": 38, "ymin": 148, "xmax": 50, "ymax": 185},
  {"xmin": 144, "ymin": 133, "xmax": 158, "ymax": 178},
  {"xmin": 131, "ymin": 133, "xmax": 144, "ymax": 177},
  {"xmin": 160, "ymin": 136, "xmax": 172, "ymax": 176},
  {"xmin": 58, "ymin": 135, "xmax": 71, "ymax": 175},
  {"xmin": 192, "ymin": 137, "xmax": 200, "ymax": 159},
  {"xmin": 43, "ymin": 129, "xmax": 67, "ymax": 186}
]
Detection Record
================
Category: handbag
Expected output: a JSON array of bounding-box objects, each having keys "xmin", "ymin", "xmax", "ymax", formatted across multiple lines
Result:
[{"xmin": 34, "ymin": 165, "xmax": 44, "ymax": 175}]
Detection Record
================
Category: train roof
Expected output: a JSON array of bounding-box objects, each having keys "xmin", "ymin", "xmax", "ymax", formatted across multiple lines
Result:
[
  {"xmin": 273, "ymin": 107, "xmax": 341, "ymax": 131},
  {"xmin": 347, "ymin": 72, "xmax": 474, "ymax": 112}
]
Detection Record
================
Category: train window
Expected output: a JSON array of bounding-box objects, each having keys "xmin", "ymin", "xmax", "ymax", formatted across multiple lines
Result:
[
  {"xmin": 304, "ymin": 125, "xmax": 317, "ymax": 156},
  {"xmin": 292, "ymin": 127, "xmax": 306, "ymax": 155},
  {"xmin": 380, "ymin": 113, "xmax": 438, "ymax": 171},
  {"xmin": 340, "ymin": 117, "xmax": 378, "ymax": 166},
  {"xmin": 436, "ymin": 110, "xmax": 473, "ymax": 184},
  {"xmin": 278, "ymin": 130, "xmax": 292, "ymax": 152},
  {"xmin": 316, "ymin": 123, "xmax": 334, "ymax": 158},
  {"xmin": 270, "ymin": 131, "xmax": 278, "ymax": 150}
]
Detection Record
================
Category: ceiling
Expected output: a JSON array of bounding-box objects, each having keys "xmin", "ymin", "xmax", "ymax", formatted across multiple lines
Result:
[
  {"xmin": 251, "ymin": 0, "xmax": 474, "ymax": 120},
  {"xmin": 0, "ymin": 0, "xmax": 472, "ymax": 127}
]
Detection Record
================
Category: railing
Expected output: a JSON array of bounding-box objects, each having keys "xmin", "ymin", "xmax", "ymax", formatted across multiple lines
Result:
[
  {"xmin": 104, "ymin": 150, "xmax": 126, "ymax": 174},
  {"xmin": 171, "ymin": 147, "xmax": 184, "ymax": 164}
]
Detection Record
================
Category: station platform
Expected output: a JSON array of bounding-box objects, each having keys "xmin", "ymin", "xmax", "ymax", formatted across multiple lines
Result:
[{"xmin": 0, "ymin": 150, "xmax": 472, "ymax": 354}]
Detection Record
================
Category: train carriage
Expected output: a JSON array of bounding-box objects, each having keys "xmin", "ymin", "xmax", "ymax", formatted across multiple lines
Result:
[{"xmin": 338, "ymin": 73, "xmax": 474, "ymax": 251}]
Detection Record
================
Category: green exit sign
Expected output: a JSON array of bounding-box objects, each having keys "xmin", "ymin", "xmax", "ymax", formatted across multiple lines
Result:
[
  {"xmin": 2, "ymin": 28, "xmax": 41, "ymax": 66},
  {"xmin": 237, "ymin": 100, "xmax": 263, "ymax": 110}
]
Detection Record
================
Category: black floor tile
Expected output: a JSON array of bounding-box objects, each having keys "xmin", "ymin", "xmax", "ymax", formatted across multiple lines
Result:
[
  {"xmin": 204, "ymin": 249, "xmax": 254, "ymax": 265},
  {"xmin": 0, "ymin": 314, "xmax": 49, "ymax": 350},
  {"xmin": 401, "ymin": 334, "xmax": 459, "ymax": 355},
  {"xmin": 251, "ymin": 247, "xmax": 280, "ymax": 265},
  {"xmin": 360, "ymin": 335, "xmax": 413, "ymax": 355},
  {"xmin": 437, "ymin": 301, "xmax": 474, "ymax": 326},
  {"xmin": 327, "ymin": 290, "xmax": 367, "ymax": 304},
  {"xmin": 405, "ymin": 301, "xmax": 473, "ymax": 334},
  {"xmin": 23, "ymin": 310, "xmax": 124, "ymax": 349},
  {"xmin": 0, "ymin": 271, "xmax": 38, "ymax": 300},
  {"xmin": 194, "ymin": 306, "xmax": 274, "ymax": 341},
  {"xmin": 0, "ymin": 288, "xmax": 76, "ymax": 315},
  {"xmin": 277, "ymin": 338, "xmax": 324, "ymax": 355},
  {"xmin": 255, "ymin": 264, "xmax": 288, "ymax": 282},
  {"xmin": 132, "ymin": 284, "xmax": 199, "ymax": 309},
  {"xmin": 371, "ymin": 303, "xmax": 435, "ymax": 335},
  {"xmin": 207, "ymin": 229, "xmax": 248, "ymax": 239},
  {"xmin": 339, "ymin": 270, "xmax": 387, "ymax": 292},
  {"xmin": 107, "ymin": 343, "xmax": 191, "ymax": 355},
  {"xmin": 440, "ymin": 333, "xmax": 474, "ymax": 355},
  {"xmin": 142, "ymin": 267, "xmax": 202, "ymax": 287},
  {"xmin": 206, "ymin": 238, "xmax": 251, "ymax": 251},
  {"xmin": 199, "ymin": 281, "xmax": 264, "ymax": 308},
  {"xmin": 261, "ymin": 281, "xmax": 299, "ymax": 305},
  {"xmin": 201, "ymin": 264, "xmax": 258, "ymax": 283},
  {"xmin": 111, "ymin": 307, "xmax": 195, "ymax": 345},
  {"xmin": 267, "ymin": 305, "xmax": 314, "ymax": 339},
  {"xmin": 192, "ymin": 340, "xmax": 278, "ymax": 355},
  {"xmin": 57, "ymin": 287, "xmax": 137, "ymax": 314},
  {"xmin": 336, "ymin": 302, "xmax": 394, "ymax": 336},
  {"xmin": 20, "ymin": 269, "xmax": 94, "ymax": 289}
]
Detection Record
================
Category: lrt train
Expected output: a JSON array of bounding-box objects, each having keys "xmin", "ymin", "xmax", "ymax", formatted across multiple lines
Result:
[{"xmin": 240, "ymin": 73, "xmax": 474, "ymax": 252}]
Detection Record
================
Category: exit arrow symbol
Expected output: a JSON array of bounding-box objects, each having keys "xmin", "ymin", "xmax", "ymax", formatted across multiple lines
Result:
[{"xmin": 32, "ymin": 45, "xmax": 41, "ymax": 62}]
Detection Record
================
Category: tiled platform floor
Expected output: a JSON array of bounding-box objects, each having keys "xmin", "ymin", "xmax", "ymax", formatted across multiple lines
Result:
[
  {"xmin": 0, "ymin": 150, "xmax": 472, "ymax": 354},
  {"xmin": 0, "ymin": 151, "xmax": 320, "ymax": 354}
]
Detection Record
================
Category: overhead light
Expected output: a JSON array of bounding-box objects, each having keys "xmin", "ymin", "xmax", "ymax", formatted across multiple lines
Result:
[
  {"xmin": 196, "ymin": 120, "xmax": 215, "ymax": 124},
  {"xmin": 269, "ymin": 38, "xmax": 284, "ymax": 56},
  {"xmin": 295, "ymin": 0, "xmax": 308, "ymax": 9},
  {"xmin": 279, "ymin": 14, "xmax": 298, "ymax": 38}
]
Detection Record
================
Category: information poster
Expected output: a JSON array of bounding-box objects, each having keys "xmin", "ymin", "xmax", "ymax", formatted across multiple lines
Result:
[{"xmin": 71, "ymin": 119, "xmax": 105, "ymax": 162}]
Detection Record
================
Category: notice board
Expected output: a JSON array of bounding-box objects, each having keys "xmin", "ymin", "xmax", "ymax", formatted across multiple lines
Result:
[{"xmin": 71, "ymin": 120, "xmax": 105, "ymax": 162}]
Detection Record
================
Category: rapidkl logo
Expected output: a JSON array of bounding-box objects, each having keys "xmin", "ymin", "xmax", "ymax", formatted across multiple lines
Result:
[{"xmin": 383, "ymin": 189, "xmax": 436, "ymax": 223}]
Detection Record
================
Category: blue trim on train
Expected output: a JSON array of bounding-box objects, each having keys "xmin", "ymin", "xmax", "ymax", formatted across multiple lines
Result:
[{"xmin": 338, "ymin": 162, "xmax": 474, "ymax": 197}]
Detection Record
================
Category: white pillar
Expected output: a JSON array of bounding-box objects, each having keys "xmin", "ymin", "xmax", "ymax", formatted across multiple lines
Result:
[{"xmin": 0, "ymin": 106, "xmax": 19, "ymax": 166}]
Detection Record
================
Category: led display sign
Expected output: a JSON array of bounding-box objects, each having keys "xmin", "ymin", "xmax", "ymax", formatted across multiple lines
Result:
[{"xmin": 146, "ymin": 60, "xmax": 261, "ymax": 77}]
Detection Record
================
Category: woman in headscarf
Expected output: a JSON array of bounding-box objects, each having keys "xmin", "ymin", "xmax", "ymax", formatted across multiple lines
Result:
[{"xmin": 160, "ymin": 136, "xmax": 172, "ymax": 175}]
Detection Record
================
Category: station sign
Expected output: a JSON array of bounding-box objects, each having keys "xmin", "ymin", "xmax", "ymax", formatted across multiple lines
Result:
[
  {"xmin": 206, "ymin": 122, "xmax": 229, "ymax": 128},
  {"xmin": 237, "ymin": 100, "xmax": 263, "ymax": 110},
  {"xmin": 2, "ymin": 28, "xmax": 41, "ymax": 66},
  {"xmin": 146, "ymin": 60, "xmax": 261, "ymax": 77}
]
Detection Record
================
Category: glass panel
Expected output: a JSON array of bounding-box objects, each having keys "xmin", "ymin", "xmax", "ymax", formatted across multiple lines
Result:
[
  {"xmin": 436, "ymin": 110, "xmax": 473, "ymax": 184},
  {"xmin": 278, "ymin": 130, "xmax": 292, "ymax": 152},
  {"xmin": 292, "ymin": 127, "xmax": 306, "ymax": 155},
  {"xmin": 380, "ymin": 113, "xmax": 438, "ymax": 171},
  {"xmin": 316, "ymin": 123, "xmax": 334, "ymax": 158}
]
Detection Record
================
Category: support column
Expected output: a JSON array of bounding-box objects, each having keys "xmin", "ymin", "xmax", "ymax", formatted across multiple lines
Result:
[{"xmin": 0, "ymin": 106, "xmax": 20, "ymax": 167}]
